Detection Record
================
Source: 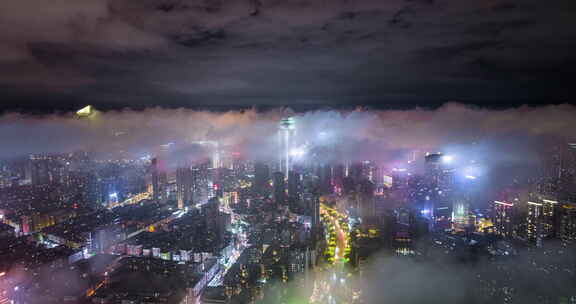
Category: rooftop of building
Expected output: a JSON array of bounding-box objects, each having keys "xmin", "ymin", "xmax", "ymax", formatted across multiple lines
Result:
[
  {"xmin": 203, "ymin": 286, "xmax": 228, "ymax": 302},
  {"xmin": 12, "ymin": 254, "xmax": 118, "ymax": 303},
  {"xmin": 0, "ymin": 222, "xmax": 15, "ymax": 233},
  {"xmin": 41, "ymin": 210, "xmax": 118, "ymax": 243},
  {"xmin": 0, "ymin": 237, "xmax": 75, "ymax": 273},
  {"xmin": 92, "ymin": 257, "xmax": 188, "ymax": 303}
]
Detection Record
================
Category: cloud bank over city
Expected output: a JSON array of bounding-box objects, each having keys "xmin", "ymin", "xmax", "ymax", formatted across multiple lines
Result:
[{"xmin": 1, "ymin": 103, "xmax": 575, "ymax": 174}]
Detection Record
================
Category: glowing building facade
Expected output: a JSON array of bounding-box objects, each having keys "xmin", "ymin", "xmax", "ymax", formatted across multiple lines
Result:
[
  {"xmin": 526, "ymin": 199, "xmax": 558, "ymax": 246},
  {"xmin": 558, "ymin": 203, "xmax": 576, "ymax": 242},
  {"xmin": 278, "ymin": 117, "xmax": 295, "ymax": 179},
  {"xmin": 452, "ymin": 194, "xmax": 470, "ymax": 231},
  {"xmin": 493, "ymin": 201, "xmax": 516, "ymax": 238},
  {"xmin": 424, "ymin": 152, "xmax": 456, "ymax": 223}
]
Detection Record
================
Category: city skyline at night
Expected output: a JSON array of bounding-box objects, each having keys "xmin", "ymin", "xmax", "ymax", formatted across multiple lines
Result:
[
  {"xmin": 2, "ymin": 0, "xmax": 576, "ymax": 303},
  {"xmin": 1, "ymin": 107, "xmax": 576, "ymax": 303}
]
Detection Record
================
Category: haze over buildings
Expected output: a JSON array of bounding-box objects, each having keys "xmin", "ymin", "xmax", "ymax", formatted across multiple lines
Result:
[{"xmin": 1, "ymin": 0, "xmax": 576, "ymax": 303}]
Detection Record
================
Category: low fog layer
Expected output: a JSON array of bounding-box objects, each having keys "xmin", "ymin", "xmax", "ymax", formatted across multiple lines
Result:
[{"xmin": 1, "ymin": 103, "xmax": 574, "ymax": 162}]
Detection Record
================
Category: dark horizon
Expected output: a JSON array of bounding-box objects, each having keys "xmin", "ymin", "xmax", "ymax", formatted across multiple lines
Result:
[{"xmin": 1, "ymin": 98, "xmax": 573, "ymax": 115}]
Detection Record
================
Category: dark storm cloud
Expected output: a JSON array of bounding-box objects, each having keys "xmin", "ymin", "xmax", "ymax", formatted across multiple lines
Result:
[{"xmin": 0, "ymin": 0, "xmax": 575, "ymax": 109}]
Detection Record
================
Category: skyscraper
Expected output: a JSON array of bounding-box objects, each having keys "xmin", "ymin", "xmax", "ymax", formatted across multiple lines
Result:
[
  {"xmin": 541, "ymin": 199, "xmax": 558, "ymax": 238},
  {"xmin": 348, "ymin": 161, "xmax": 366, "ymax": 183},
  {"xmin": 288, "ymin": 170, "xmax": 303, "ymax": 202},
  {"xmin": 150, "ymin": 157, "xmax": 169, "ymax": 203},
  {"xmin": 539, "ymin": 142, "xmax": 576, "ymax": 202},
  {"xmin": 192, "ymin": 160, "xmax": 211, "ymax": 206},
  {"xmin": 176, "ymin": 167, "xmax": 194, "ymax": 210},
  {"xmin": 526, "ymin": 201, "xmax": 543, "ymax": 246},
  {"xmin": 558, "ymin": 202, "xmax": 576, "ymax": 242},
  {"xmin": 273, "ymin": 171, "xmax": 286, "ymax": 205},
  {"xmin": 493, "ymin": 200, "xmax": 516, "ymax": 238},
  {"xmin": 526, "ymin": 199, "xmax": 558, "ymax": 246},
  {"xmin": 253, "ymin": 162, "xmax": 270, "ymax": 195},
  {"xmin": 357, "ymin": 179, "xmax": 376, "ymax": 220},
  {"xmin": 151, "ymin": 158, "xmax": 161, "ymax": 201},
  {"xmin": 424, "ymin": 153, "xmax": 443, "ymax": 185},
  {"xmin": 424, "ymin": 153, "xmax": 455, "ymax": 222},
  {"xmin": 452, "ymin": 193, "xmax": 470, "ymax": 231},
  {"xmin": 318, "ymin": 164, "xmax": 332, "ymax": 194},
  {"xmin": 558, "ymin": 143, "xmax": 576, "ymax": 202},
  {"xmin": 279, "ymin": 117, "xmax": 295, "ymax": 178},
  {"xmin": 27, "ymin": 155, "xmax": 61, "ymax": 185},
  {"xmin": 452, "ymin": 172, "xmax": 479, "ymax": 232}
]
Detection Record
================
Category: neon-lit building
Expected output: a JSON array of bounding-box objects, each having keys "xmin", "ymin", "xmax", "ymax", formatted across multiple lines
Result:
[{"xmin": 423, "ymin": 153, "xmax": 457, "ymax": 223}]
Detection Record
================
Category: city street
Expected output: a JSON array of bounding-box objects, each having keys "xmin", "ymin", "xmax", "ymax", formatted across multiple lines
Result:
[{"xmin": 310, "ymin": 203, "xmax": 359, "ymax": 304}]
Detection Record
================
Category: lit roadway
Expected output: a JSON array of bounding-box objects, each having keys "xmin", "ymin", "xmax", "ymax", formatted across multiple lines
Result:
[
  {"xmin": 208, "ymin": 212, "xmax": 248, "ymax": 287},
  {"xmin": 310, "ymin": 203, "xmax": 360, "ymax": 304}
]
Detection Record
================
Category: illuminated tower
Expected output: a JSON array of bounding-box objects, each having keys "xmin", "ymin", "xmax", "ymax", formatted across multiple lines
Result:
[
  {"xmin": 279, "ymin": 117, "xmax": 295, "ymax": 178},
  {"xmin": 452, "ymin": 172, "xmax": 479, "ymax": 232},
  {"xmin": 424, "ymin": 153, "xmax": 443, "ymax": 185},
  {"xmin": 212, "ymin": 141, "xmax": 221, "ymax": 169},
  {"xmin": 423, "ymin": 152, "xmax": 455, "ymax": 223},
  {"xmin": 526, "ymin": 199, "xmax": 558, "ymax": 246},
  {"xmin": 452, "ymin": 194, "xmax": 470, "ymax": 231}
]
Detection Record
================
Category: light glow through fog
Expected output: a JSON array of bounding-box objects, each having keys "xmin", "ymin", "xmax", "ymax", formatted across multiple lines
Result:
[{"xmin": 290, "ymin": 147, "xmax": 306, "ymax": 158}]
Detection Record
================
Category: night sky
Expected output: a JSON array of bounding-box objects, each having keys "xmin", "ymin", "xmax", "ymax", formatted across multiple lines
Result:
[{"xmin": 1, "ymin": 0, "xmax": 575, "ymax": 112}]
